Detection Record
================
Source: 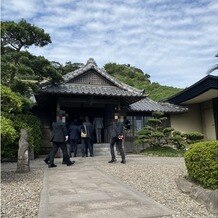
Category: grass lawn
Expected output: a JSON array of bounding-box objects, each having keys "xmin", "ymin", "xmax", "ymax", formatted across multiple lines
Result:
[{"xmin": 141, "ymin": 146, "xmax": 185, "ymax": 157}]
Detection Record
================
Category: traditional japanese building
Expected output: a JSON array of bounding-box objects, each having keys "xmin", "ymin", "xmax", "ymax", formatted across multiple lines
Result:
[{"xmin": 35, "ymin": 58, "xmax": 186, "ymax": 153}]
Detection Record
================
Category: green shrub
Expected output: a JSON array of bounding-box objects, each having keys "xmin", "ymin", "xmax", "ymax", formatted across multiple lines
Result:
[
  {"xmin": 13, "ymin": 114, "xmax": 42, "ymax": 156},
  {"xmin": 1, "ymin": 85, "xmax": 23, "ymax": 113},
  {"xmin": 172, "ymin": 130, "xmax": 187, "ymax": 150},
  {"xmin": 1, "ymin": 116, "xmax": 17, "ymax": 145},
  {"xmin": 10, "ymin": 79, "xmax": 31, "ymax": 96},
  {"xmin": 1, "ymin": 116, "xmax": 18, "ymax": 158},
  {"xmin": 1, "ymin": 114, "xmax": 42, "ymax": 158},
  {"xmin": 151, "ymin": 111, "xmax": 164, "ymax": 118},
  {"xmin": 185, "ymin": 132, "xmax": 204, "ymax": 144},
  {"xmin": 142, "ymin": 146, "xmax": 185, "ymax": 157},
  {"xmin": 184, "ymin": 141, "xmax": 218, "ymax": 189}
]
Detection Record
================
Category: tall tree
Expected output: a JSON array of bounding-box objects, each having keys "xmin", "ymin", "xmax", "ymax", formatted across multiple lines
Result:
[
  {"xmin": 1, "ymin": 19, "xmax": 53, "ymax": 159},
  {"xmin": 1, "ymin": 19, "xmax": 62, "ymax": 89},
  {"xmin": 1, "ymin": 19, "xmax": 51, "ymax": 53}
]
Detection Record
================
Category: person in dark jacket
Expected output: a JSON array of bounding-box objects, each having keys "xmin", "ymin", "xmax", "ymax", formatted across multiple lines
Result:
[
  {"xmin": 85, "ymin": 122, "xmax": 95, "ymax": 157},
  {"xmin": 124, "ymin": 117, "xmax": 131, "ymax": 130},
  {"xmin": 48, "ymin": 113, "xmax": 75, "ymax": 168},
  {"xmin": 44, "ymin": 121, "xmax": 69, "ymax": 165},
  {"xmin": 81, "ymin": 117, "xmax": 93, "ymax": 157},
  {"xmin": 68, "ymin": 120, "xmax": 80, "ymax": 157},
  {"xmin": 108, "ymin": 115, "xmax": 126, "ymax": 164}
]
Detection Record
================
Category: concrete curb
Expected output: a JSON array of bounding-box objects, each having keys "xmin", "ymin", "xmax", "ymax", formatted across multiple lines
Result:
[
  {"xmin": 176, "ymin": 175, "xmax": 218, "ymax": 215},
  {"xmin": 38, "ymin": 168, "xmax": 48, "ymax": 218}
]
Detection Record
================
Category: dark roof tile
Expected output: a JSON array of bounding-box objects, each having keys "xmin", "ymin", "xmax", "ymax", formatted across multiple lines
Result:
[
  {"xmin": 41, "ymin": 84, "xmax": 144, "ymax": 97},
  {"xmin": 129, "ymin": 98, "xmax": 187, "ymax": 113},
  {"xmin": 41, "ymin": 58, "xmax": 146, "ymax": 99}
]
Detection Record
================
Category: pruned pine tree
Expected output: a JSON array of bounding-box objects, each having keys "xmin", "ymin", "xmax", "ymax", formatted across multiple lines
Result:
[
  {"xmin": 1, "ymin": 19, "xmax": 63, "ymax": 89},
  {"xmin": 135, "ymin": 112, "xmax": 174, "ymax": 149}
]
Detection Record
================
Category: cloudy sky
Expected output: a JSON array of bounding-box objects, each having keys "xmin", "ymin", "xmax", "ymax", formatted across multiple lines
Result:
[{"xmin": 2, "ymin": 0, "xmax": 218, "ymax": 88}]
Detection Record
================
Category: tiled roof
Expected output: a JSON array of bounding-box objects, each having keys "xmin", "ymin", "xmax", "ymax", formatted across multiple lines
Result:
[
  {"xmin": 40, "ymin": 58, "xmax": 146, "ymax": 99},
  {"xmin": 129, "ymin": 98, "xmax": 187, "ymax": 113},
  {"xmin": 38, "ymin": 58, "xmax": 187, "ymax": 112},
  {"xmin": 62, "ymin": 58, "xmax": 145, "ymax": 96},
  {"xmin": 41, "ymin": 84, "xmax": 144, "ymax": 97}
]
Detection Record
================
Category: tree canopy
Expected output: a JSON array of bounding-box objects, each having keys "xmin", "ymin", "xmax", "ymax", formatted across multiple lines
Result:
[
  {"xmin": 104, "ymin": 63, "xmax": 150, "ymax": 88},
  {"xmin": 1, "ymin": 19, "xmax": 62, "ymax": 88},
  {"xmin": 59, "ymin": 62, "xmax": 84, "ymax": 75},
  {"xmin": 1, "ymin": 19, "xmax": 51, "ymax": 52},
  {"xmin": 104, "ymin": 63, "xmax": 182, "ymax": 101}
]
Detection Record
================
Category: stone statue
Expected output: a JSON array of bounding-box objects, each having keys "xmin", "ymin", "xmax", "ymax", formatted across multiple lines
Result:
[{"xmin": 16, "ymin": 129, "xmax": 30, "ymax": 173}]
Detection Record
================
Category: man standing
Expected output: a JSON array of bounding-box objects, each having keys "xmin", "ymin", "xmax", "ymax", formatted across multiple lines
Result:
[
  {"xmin": 108, "ymin": 115, "xmax": 126, "ymax": 164},
  {"xmin": 68, "ymin": 120, "xmax": 80, "ymax": 157},
  {"xmin": 86, "ymin": 122, "xmax": 95, "ymax": 157},
  {"xmin": 94, "ymin": 117, "xmax": 103, "ymax": 143},
  {"xmin": 81, "ymin": 117, "xmax": 93, "ymax": 157},
  {"xmin": 48, "ymin": 112, "xmax": 74, "ymax": 168}
]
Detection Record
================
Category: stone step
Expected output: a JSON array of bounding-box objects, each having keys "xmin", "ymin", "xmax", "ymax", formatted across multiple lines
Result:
[
  {"xmin": 70, "ymin": 143, "xmax": 111, "ymax": 156},
  {"xmin": 54, "ymin": 143, "xmax": 123, "ymax": 158}
]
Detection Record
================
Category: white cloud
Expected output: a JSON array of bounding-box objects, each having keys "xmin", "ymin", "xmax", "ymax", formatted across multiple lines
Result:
[
  {"xmin": 2, "ymin": 0, "xmax": 218, "ymax": 88},
  {"xmin": 1, "ymin": 0, "xmax": 44, "ymax": 20},
  {"xmin": 207, "ymin": 1, "xmax": 218, "ymax": 11}
]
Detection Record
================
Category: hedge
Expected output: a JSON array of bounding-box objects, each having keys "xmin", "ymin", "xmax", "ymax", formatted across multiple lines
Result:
[
  {"xmin": 1, "ymin": 85, "xmax": 23, "ymax": 113},
  {"xmin": 1, "ymin": 116, "xmax": 17, "ymax": 145},
  {"xmin": 184, "ymin": 141, "xmax": 218, "ymax": 189},
  {"xmin": 1, "ymin": 114, "xmax": 42, "ymax": 158},
  {"xmin": 13, "ymin": 114, "xmax": 42, "ymax": 156}
]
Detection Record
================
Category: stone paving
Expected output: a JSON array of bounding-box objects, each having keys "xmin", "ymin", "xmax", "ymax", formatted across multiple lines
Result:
[{"xmin": 38, "ymin": 157, "xmax": 174, "ymax": 218}]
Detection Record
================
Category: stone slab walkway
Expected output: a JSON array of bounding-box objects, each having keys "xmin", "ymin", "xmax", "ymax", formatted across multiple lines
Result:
[{"xmin": 38, "ymin": 157, "xmax": 174, "ymax": 218}]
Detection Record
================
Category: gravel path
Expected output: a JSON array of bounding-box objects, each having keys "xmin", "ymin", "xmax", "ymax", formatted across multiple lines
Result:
[
  {"xmin": 96, "ymin": 155, "xmax": 216, "ymax": 218},
  {"xmin": 1, "ymin": 161, "xmax": 44, "ymax": 218},
  {"xmin": 1, "ymin": 155, "xmax": 216, "ymax": 218}
]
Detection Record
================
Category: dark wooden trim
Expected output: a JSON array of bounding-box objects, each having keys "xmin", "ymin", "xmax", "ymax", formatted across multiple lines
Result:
[
  {"xmin": 212, "ymin": 97, "xmax": 218, "ymax": 140},
  {"xmin": 166, "ymin": 75, "xmax": 218, "ymax": 104}
]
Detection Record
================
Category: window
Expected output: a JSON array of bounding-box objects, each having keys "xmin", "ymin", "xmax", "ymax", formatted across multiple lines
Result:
[
  {"xmin": 135, "ymin": 116, "xmax": 143, "ymax": 132},
  {"xmin": 126, "ymin": 116, "xmax": 133, "ymax": 136}
]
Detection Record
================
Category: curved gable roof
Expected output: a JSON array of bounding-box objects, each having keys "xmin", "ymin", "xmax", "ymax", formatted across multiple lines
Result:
[
  {"xmin": 62, "ymin": 58, "xmax": 145, "ymax": 96},
  {"xmin": 166, "ymin": 75, "xmax": 218, "ymax": 105},
  {"xmin": 38, "ymin": 58, "xmax": 146, "ymax": 104}
]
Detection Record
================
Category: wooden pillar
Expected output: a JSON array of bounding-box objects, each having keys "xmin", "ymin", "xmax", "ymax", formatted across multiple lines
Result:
[
  {"xmin": 55, "ymin": 98, "xmax": 62, "ymax": 158},
  {"xmin": 56, "ymin": 99, "xmax": 60, "ymax": 121}
]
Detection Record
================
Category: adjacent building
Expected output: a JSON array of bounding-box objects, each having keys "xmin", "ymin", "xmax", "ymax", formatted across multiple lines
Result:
[{"xmin": 166, "ymin": 75, "xmax": 218, "ymax": 140}]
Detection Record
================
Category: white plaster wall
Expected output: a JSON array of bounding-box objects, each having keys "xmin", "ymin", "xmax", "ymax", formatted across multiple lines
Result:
[
  {"xmin": 170, "ymin": 104, "xmax": 203, "ymax": 133},
  {"xmin": 201, "ymin": 100, "xmax": 216, "ymax": 140}
]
